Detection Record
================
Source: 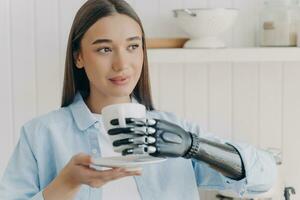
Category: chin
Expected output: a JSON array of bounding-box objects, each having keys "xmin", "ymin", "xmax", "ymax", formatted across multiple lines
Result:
[{"xmin": 110, "ymin": 89, "xmax": 132, "ymax": 98}]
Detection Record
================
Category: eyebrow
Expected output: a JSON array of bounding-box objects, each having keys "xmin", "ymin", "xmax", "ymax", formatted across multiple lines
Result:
[{"xmin": 91, "ymin": 36, "xmax": 142, "ymax": 45}]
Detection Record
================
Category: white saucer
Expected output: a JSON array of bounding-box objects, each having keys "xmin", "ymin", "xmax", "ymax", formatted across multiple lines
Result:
[{"xmin": 90, "ymin": 155, "xmax": 166, "ymax": 171}]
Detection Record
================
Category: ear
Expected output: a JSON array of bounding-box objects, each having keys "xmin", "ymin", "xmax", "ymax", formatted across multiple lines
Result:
[{"xmin": 74, "ymin": 51, "xmax": 84, "ymax": 69}]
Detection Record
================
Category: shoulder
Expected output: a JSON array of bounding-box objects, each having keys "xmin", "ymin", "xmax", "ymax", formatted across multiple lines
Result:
[
  {"xmin": 147, "ymin": 110, "xmax": 202, "ymax": 134},
  {"xmin": 22, "ymin": 106, "xmax": 73, "ymax": 137}
]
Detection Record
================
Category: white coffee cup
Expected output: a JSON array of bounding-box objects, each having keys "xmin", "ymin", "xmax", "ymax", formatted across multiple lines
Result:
[{"xmin": 101, "ymin": 103, "xmax": 146, "ymax": 153}]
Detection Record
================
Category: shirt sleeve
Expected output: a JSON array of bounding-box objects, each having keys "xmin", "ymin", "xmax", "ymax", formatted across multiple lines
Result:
[
  {"xmin": 192, "ymin": 141, "xmax": 277, "ymax": 197},
  {"xmin": 177, "ymin": 115, "xmax": 277, "ymax": 197},
  {"xmin": 0, "ymin": 126, "xmax": 45, "ymax": 200}
]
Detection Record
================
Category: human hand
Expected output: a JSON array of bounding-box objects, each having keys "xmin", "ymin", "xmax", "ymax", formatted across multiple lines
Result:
[{"xmin": 43, "ymin": 153, "xmax": 141, "ymax": 200}]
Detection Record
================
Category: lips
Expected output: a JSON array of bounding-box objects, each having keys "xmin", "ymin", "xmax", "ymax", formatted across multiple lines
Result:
[
  {"xmin": 109, "ymin": 75, "xmax": 130, "ymax": 86},
  {"xmin": 109, "ymin": 76, "xmax": 127, "ymax": 81}
]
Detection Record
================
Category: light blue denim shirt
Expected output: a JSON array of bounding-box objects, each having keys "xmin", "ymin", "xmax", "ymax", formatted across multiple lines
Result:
[{"xmin": 0, "ymin": 93, "xmax": 277, "ymax": 200}]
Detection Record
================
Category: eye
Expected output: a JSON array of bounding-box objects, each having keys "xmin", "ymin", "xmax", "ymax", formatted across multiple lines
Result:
[
  {"xmin": 128, "ymin": 44, "xmax": 140, "ymax": 51},
  {"xmin": 97, "ymin": 47, "xmax": 112, "ymax": 54}
]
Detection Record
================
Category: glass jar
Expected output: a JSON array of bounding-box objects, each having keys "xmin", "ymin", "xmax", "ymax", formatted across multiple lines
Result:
[{"xmin": 259, "ymin": 0, "xmax": 300, "ymax": 46}]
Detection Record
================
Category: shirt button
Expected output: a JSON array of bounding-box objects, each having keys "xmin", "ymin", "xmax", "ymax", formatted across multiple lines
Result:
[
  {"xmin": 92, "ymin": 149, "xmax": 98, "ymax": 154},
  {"xmin": 94, "ymin": 123, "xmax": 100, "ymax": 128},
  {"xmin": 239, "ymin": 189, "xmax": 246, "ymax": 195}
]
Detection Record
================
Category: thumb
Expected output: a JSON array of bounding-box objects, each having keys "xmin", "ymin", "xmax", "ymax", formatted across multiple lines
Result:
[{"xmin": 72, "ymin": 153, "xmax": 92, "ymax": 166}]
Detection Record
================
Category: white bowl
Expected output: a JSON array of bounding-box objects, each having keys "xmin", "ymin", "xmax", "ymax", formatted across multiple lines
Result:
[{"xmin": 173, "ymin": 8, "xmax": 239, "ymax": 48}]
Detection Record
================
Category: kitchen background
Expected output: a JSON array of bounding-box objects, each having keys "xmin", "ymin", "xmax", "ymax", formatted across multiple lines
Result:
[{"xmin": 1, "ymin": 0, "xmax": 300, "ymax": 199}]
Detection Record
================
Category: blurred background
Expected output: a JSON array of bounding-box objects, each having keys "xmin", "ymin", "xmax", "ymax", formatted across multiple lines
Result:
[{"xmin": 1, "ymin": 0, "xmax": 300, "ymax": 199}]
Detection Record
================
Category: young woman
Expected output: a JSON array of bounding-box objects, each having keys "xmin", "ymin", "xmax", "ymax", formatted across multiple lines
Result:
[{"xmin": 0, "ymin": 0, "xmax": 277, "ymax": 200}]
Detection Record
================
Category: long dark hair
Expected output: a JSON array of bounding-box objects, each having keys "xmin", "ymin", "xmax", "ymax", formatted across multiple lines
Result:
[{"xmin": 61, "ymin": 0, "xmax": 154, "ymax": 110}]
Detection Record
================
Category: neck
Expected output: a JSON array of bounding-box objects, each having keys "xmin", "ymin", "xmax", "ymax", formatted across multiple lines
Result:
[{"xmin": 85, "ymin": 91, "xmax": 131, "ymax": 114}]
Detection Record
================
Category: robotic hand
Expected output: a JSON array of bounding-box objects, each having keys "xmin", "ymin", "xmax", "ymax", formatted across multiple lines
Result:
[
  {"xmin": 108, "ymin": 118, "xmax": 245, "ymax": 180},
  {"xmin": 108, "ymin": 118, "xmax": 192, "ymax": 157}
]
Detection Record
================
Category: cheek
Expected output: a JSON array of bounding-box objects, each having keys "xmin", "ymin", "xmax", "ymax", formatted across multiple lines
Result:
[
  {"xmin": 84, "ymin": 57, "xmax": 110, "ymax": 82},
  {"xmin": 133, "ymin": 51, "xmax": 144, "ymax": 77},
  {"xmin": 85, "ymin": 53, "xmax": 106, "ymax": 69},
  {"xmin": 132, "ymin": 64, "xmax": 143, "ymax": 85}
]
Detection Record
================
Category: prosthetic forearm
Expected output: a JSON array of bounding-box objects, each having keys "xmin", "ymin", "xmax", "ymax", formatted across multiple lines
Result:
[
  {"xmin": 184, "ymin": 134, "xmax": 245, "ymax": 180},
  {"xmin": 108, "ymin": 118, "xmax": 245, "ymax": 180}
]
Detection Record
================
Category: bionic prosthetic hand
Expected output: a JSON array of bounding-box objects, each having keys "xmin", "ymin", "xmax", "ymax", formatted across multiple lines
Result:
[{"xmin": 108, "ymin": 118, "xmax": 245, "ymax": 180}]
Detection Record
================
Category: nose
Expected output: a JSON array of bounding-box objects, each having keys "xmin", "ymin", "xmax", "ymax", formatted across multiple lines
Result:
[{"xmin": 112, "ymin": 51, "xmax": 129, "ymax": 72}]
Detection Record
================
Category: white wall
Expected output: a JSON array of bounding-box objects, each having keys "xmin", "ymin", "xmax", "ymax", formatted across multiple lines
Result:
[
  {"xmin": 0, "ymin": 0, "xmax": 299, "ymax": 199},
  {"xmin": 149, "ymin": 59, "xmax": 300, "ymax": 199}
]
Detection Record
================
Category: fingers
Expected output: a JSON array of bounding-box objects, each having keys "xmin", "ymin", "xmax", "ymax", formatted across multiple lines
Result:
[
  {"xmin": 90, "ymin": 168, "xmax": 141, "ymax": 182},
  {"xmin": 110, "ymin": 118, "xmax": 157, "ymax": 127},
  {"xmin": 108, "ymin": 126, "xmax": 156, "ymax": 136},
  {"xmin": 113, "ymin": 138, "xmax": 134, "ymax": 146},
  {"xmin": 108, "ymin": 127, "xmax": 133, "ymax": 135},
  {"xmin": 122, "ymin": 145, "xmax": 157, "ymax": 156},
  {"xmin": 110, "ymin": 118, "xmax": 139, "ymax": 126},
  {"xmin": 94, "ymin": 168, "xmax": 141, "ymax": 179},
  {"xmin": 113, "ymin": 136, "xmax": 156, "ymax": 147},
  {"xmin": 69, "ymin": 154, "xmax": 143, "ymax": 188},
  {"xmin": 83, "ymin": 167, "xmax": 142, "ymax": 188},
  {"xmin": 108, "ymin": 118, "xmax": 158, "ymax": 155},
  {"xmin": 72, "ymin": 153, "xmax": 92, "ymax": 166}
]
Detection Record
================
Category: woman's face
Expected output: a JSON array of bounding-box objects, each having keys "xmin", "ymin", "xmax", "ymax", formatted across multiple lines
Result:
[{"xmin": 76, "ymin": 13, "xmax": 143, "ymax": 99}]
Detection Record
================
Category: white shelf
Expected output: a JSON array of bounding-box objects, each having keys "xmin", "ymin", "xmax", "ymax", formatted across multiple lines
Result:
[{"xmin": 147, "ymin": 48, "xmax": 300, "ymax": 63}]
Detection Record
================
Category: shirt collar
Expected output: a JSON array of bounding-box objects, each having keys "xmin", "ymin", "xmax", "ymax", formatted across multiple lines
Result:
[
  {"xmin": 69, "ymin": 92, "xmax": 139, "ymax": 131},
  {"xmin": 69, "ymin": 92, "xmax": 97, "ymax": 131}
]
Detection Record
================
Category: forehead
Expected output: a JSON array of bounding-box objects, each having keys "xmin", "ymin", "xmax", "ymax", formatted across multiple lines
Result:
[{"xmin": 82, "ymin": 13, "xmax": 142, "ymax": 43}]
